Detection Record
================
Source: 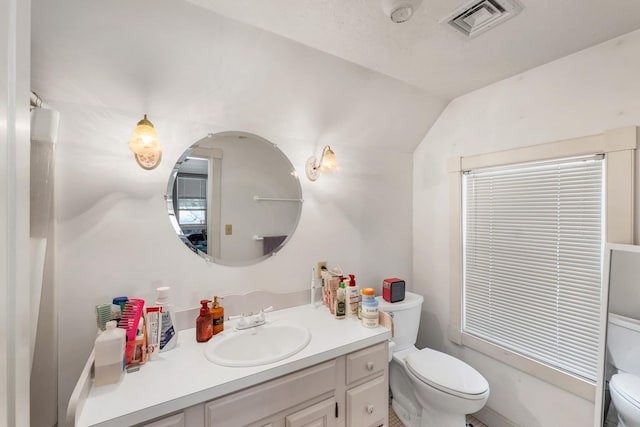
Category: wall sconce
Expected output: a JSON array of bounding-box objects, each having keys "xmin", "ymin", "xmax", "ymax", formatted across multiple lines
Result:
[
  {"xmin": 305, "ymin": 145, "xmax": 338, "ymax": 181},
  {"xmin": 128, "ymin": 114, "xmax": 162, "ymax": 170}
]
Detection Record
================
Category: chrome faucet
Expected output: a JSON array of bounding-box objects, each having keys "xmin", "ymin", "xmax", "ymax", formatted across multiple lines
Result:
[{"xmin": 229, "ymin": 306, "xmax": 274, "ymax": 330}]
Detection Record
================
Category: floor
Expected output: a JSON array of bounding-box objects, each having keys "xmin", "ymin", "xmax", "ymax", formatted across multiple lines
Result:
[{"xmin": 388, "ymin": 400, "xmax": 489, "ymax": 427}]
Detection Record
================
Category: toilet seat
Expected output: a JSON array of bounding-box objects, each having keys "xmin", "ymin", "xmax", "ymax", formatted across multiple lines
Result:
[
  {"xmin": 611, "ymin": 373, "xmax": 640, "ymax": 408},
  {"xmin": 405, "ymin": 348, "xmax": 489, "ymax": 400}
]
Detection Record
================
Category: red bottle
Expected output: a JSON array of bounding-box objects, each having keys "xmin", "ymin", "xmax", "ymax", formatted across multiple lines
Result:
[{"xmin": 196, "ymin": 300, "xmax": 213, "ymax": 342}]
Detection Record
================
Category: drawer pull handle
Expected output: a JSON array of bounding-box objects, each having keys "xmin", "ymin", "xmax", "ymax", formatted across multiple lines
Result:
[
  {"xmin": 366, "ymin": 362, "xmax": 374, "ymax": 371},
  {"xmin": 366, "ymin": 404, "xmax": 375, "ymax": 414}
]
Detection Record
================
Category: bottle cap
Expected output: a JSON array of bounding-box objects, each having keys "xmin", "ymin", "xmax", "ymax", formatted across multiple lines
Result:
[
  {"xmin": 200, "ymin": 300, "xmax": 210, "ymax": 315},
  {"xmin": 105, "ymin": 320, "xmax": 117, "ymax": 330},
  {"xmin": 348, "ymin": 274, "xmax": 356, "ymax": 287},
  {"xmin": 361, "ymin": 288, "xmax": 375, "ymax": 296},
  {"xmin": 212, "ymin": 295, "xmax": 223, "ymax": 308},
  {"xmin": 112, "ymin": 296, "xmax": 128, "ymax": 307},
  {"xmin": 339, "ymin": 281, "xmax": 346, "ymax": 288},
  {"xmin": 156, "ymin": 286, "xmax": 171, "ymax": 304}
]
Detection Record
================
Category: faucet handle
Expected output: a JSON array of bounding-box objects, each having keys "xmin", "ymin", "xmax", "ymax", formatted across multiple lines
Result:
[{"xmin": 254, "ymin": 306, "xmax": 274, "ymax": 323}]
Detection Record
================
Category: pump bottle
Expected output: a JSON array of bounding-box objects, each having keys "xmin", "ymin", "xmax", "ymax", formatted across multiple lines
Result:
[
  {"xmin": 196, "ymin": 300, "xmax": 213, "ymax": 342},
  {"xmin": 210, "ymin": 296, "xmax": 224, "ymax": 335}
]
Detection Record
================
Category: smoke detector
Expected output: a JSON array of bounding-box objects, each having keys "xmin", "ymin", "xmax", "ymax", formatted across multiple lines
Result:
[
  {"xmin": 381, "ymin": 0, "xmax": 423, "ymax": 23},
  {"xmin": 440, "ymin": 0, "xmax": 523, "ymax": 38}
]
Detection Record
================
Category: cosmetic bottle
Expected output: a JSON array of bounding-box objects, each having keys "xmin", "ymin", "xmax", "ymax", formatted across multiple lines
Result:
[
  {"xmin": 156, "ymin": 286, "xmax": 178, "ymax": 352},
  {"xmin": 361, "ymin": 288, "xmax": 379, "ymax": 328},
  {"xmin": 94, "ymin": 320, "xmax": 125, "ymax": 386},
  {"xmin": 210, "ymin": 296, "xmax": 224, "ymax": 335},
  {"xmin": 196, "ymin": 300, "xmax": 213, "ymax": 342},
  {"xmin": 335, "ymin": 281, "xmax": 346, "ymax": 319},
  {"xmin": 346, "ymin": 274, "xmax": 359, "ymax": 317}
]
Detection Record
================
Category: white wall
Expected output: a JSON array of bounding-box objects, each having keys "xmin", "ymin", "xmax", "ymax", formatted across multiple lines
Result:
[
  {"xmin": 413, "ymin": 29, "xmax": 640, "ymax": 426},
  {"xmin": 34, "ymin": 2, "xmax": 446, "ymax": 421}
]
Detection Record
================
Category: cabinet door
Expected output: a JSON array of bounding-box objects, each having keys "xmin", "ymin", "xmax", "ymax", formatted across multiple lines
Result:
[
  {"xmin": 140, "ymin": 412, "xmax": 185, "ymax": 427},
  {"xmin": 346, "ymin": 376, "xmax": 387, "ymax": 427},
  {"xmin": 285, "ymin": 398, "xmax": 336, "ymax": 427}
]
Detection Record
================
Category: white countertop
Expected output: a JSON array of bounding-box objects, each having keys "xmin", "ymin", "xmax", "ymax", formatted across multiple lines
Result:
[{"xmin": 76, "ymin": 304, "xmax": 391, "ymax": 427}]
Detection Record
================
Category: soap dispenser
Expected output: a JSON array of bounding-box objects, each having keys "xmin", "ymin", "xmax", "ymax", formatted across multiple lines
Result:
[
  {"xmin": 196, "ymin": 300, "xmax": 213, "ymax": 342},
  {"xmin": 210, "ymin": 296, "xmax": 224, "ymax": 335}
]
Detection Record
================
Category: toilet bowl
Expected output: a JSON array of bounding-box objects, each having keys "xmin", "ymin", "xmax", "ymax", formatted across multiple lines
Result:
[
  {"xmin": 607, "ymin": 313, "xmax": 640, "ymax": 427},
  {"xmin": 377, "ymin": 292, "xmax": 490, "ymax": 427},
  {"xmin": 610, "ymin": 373, "xmax": 640, "ymax": 427}
]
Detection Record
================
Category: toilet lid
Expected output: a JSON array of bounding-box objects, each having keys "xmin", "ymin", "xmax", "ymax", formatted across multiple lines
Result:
[
  {"xmin": 406, "ymin": 348, "xmax": 489, "ymax": 399},
  {"xmin": 611, "ymin": 373, "xmax": 640, "ymax": 407}
]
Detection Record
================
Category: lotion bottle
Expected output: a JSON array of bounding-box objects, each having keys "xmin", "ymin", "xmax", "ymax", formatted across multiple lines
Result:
[
  {"xmin": 156, "ymin": 286, "xmax": 178, "ymax": 352},
  {"xmin": 196, "ymin": 300, "xmax": 213, "ymax": 342},
  {"xmin": 346, "ymin": 274, "xmax": 359, "ymax": 317},
  {"xmin": 210, "ymin": 296, "xmax": 224, "ymax": 335}
]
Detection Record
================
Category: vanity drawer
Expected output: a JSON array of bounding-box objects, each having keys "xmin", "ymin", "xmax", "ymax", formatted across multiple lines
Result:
[
  {"xmin": 346, "ymin": 342, "xmax": 387, "ymax": 385},
  {"xmin": 206, "ymin": 359, "xmax": 338, "ymax": 427},
  {"xmin": 346, "ymin": 375, "xmax": 387, "ymax": 427}
]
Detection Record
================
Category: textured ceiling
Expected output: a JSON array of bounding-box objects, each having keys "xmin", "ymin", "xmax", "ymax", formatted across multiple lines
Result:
[
  {"xmin": 187, "ymin": 0, "xmax": 640, "ymax": 99},
  {"xmin": 30, "ymin": 0, "xmax": 640, "ymax": 153}
]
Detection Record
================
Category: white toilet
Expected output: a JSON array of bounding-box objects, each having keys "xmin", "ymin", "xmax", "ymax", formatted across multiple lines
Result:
[
  {"xmin": 607, "ymin": 313, "xmax": 640, "ymax": 427},
  {"xmin": 377, "ymin": 291, "xmax": 489, "ymax": 427}
]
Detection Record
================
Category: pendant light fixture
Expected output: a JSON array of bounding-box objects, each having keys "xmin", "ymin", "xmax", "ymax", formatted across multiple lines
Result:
[{"xmin": 128, "ymin": 114, "xmax": 162, "ymax": 170}]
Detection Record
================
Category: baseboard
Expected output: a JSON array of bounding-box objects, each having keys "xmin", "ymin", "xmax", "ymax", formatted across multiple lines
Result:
[{"xmin": 473, "ymin": 405, "xmax": 519, "ymax": 427}]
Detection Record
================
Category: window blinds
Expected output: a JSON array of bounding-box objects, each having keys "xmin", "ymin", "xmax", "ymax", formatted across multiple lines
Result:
[{"xmin": 463, "ymin": 156, "xmax": 604, "ymax": 382}]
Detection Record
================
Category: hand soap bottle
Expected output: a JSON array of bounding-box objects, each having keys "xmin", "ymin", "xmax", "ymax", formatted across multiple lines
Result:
[
  {"xmin": 196, "ymin": 300, "xmax": 213, "ymax": 342},
  {"xmin": 210, "ymin": 296, "xmax": 224, "ymax": 335}
]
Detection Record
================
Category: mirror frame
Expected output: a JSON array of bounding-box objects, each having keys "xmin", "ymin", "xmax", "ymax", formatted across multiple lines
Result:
[
  {"xmin": 166, "ymin": 131, "xmax": 303, "ymax": 266},
  {"xmin": 593, "ymin": 242, "xmax": 640, "ymax": 426}
]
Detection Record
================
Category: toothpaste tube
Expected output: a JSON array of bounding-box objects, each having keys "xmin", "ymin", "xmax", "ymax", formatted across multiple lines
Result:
[{"xmin": 145, "ymin": 306, "xmax": 162, "ymax": 361}]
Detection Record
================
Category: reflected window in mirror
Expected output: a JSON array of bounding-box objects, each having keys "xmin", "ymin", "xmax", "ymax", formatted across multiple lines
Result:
[{"xmin": 173, "ymin": 162, "xmax": 209, "ymax": 253}]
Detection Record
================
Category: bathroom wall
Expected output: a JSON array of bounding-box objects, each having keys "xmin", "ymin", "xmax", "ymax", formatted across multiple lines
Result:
[
  {"xmin": 30, "ymin": 1, "xmax": 447, "ymax": 422},
  {"xmin": 413, "ymin": 28, "xmax": 640, "ymax": 426}
]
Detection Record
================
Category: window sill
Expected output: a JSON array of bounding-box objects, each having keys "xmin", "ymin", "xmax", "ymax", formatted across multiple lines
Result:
[{"xmin": 450, "ymin": 329, "xmax": 596, "ymax": 402}]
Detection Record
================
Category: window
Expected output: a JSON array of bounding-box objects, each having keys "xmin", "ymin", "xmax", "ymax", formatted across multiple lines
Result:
[
  {"xmin": 448, "ymin": 127, "xmax": 636, "ymax": 399},
  {"xmin": 463, "ymin": 155, "xmax": 604, "ymax": 382}
]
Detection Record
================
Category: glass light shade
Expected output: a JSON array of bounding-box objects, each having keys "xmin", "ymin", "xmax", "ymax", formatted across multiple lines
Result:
[
  {"xmin": 319, "ymin": 146, "xmax": 338, "ymax": 173},
  {"xmin": 128, "ymin": 114, "xmax": 162, "ymax": 170}
]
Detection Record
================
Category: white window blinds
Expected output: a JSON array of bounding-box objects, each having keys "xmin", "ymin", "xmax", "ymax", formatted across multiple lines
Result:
[{"xmin": 463, "ymin": 155, "xmax": 604, "ymax": 382}]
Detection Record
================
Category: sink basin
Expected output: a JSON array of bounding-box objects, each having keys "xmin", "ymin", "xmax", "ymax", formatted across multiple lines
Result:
[{"xmin": 204, "ymin": 322, "xmax": 311, "ymax": 367}]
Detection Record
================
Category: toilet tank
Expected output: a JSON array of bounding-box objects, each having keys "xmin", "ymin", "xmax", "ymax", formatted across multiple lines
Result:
[
  {"xmin": 376, "ymin": 291, "xmax": 424, "ymax": 351},
  {"xmin": 607, "ymin": 313, "xmax": 640, "ymax": 375}
]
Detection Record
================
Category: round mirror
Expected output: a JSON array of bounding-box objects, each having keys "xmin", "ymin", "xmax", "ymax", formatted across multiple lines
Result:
[{"xmin": 166, "ymin": 131, "xmax": 303, "ymax": 266}]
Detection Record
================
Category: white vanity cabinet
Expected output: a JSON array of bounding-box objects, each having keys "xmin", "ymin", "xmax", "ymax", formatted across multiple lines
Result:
[
  {"xmin": 140, "ymin": 413, "xmax": 185, "ymax": 427},
  {"xmin": 202, "ymin": 342, "xmax": 388, "ymax": 427},
  {"xmin": 71, "ymin": 305, "xmax": 392, "ymax": 427},
  {"xmin": 205, "ymin": 359, "xmax": 340, "ymax": 427},
  {"xmin": 344, "ymin": 342, "xmax": 388, "ymax": 427}
]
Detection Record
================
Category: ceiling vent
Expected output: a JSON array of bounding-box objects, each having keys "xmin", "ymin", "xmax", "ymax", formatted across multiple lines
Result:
[{"xmin": 441, "ymin": 0, "xmax": 523, "ymax": 39}]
